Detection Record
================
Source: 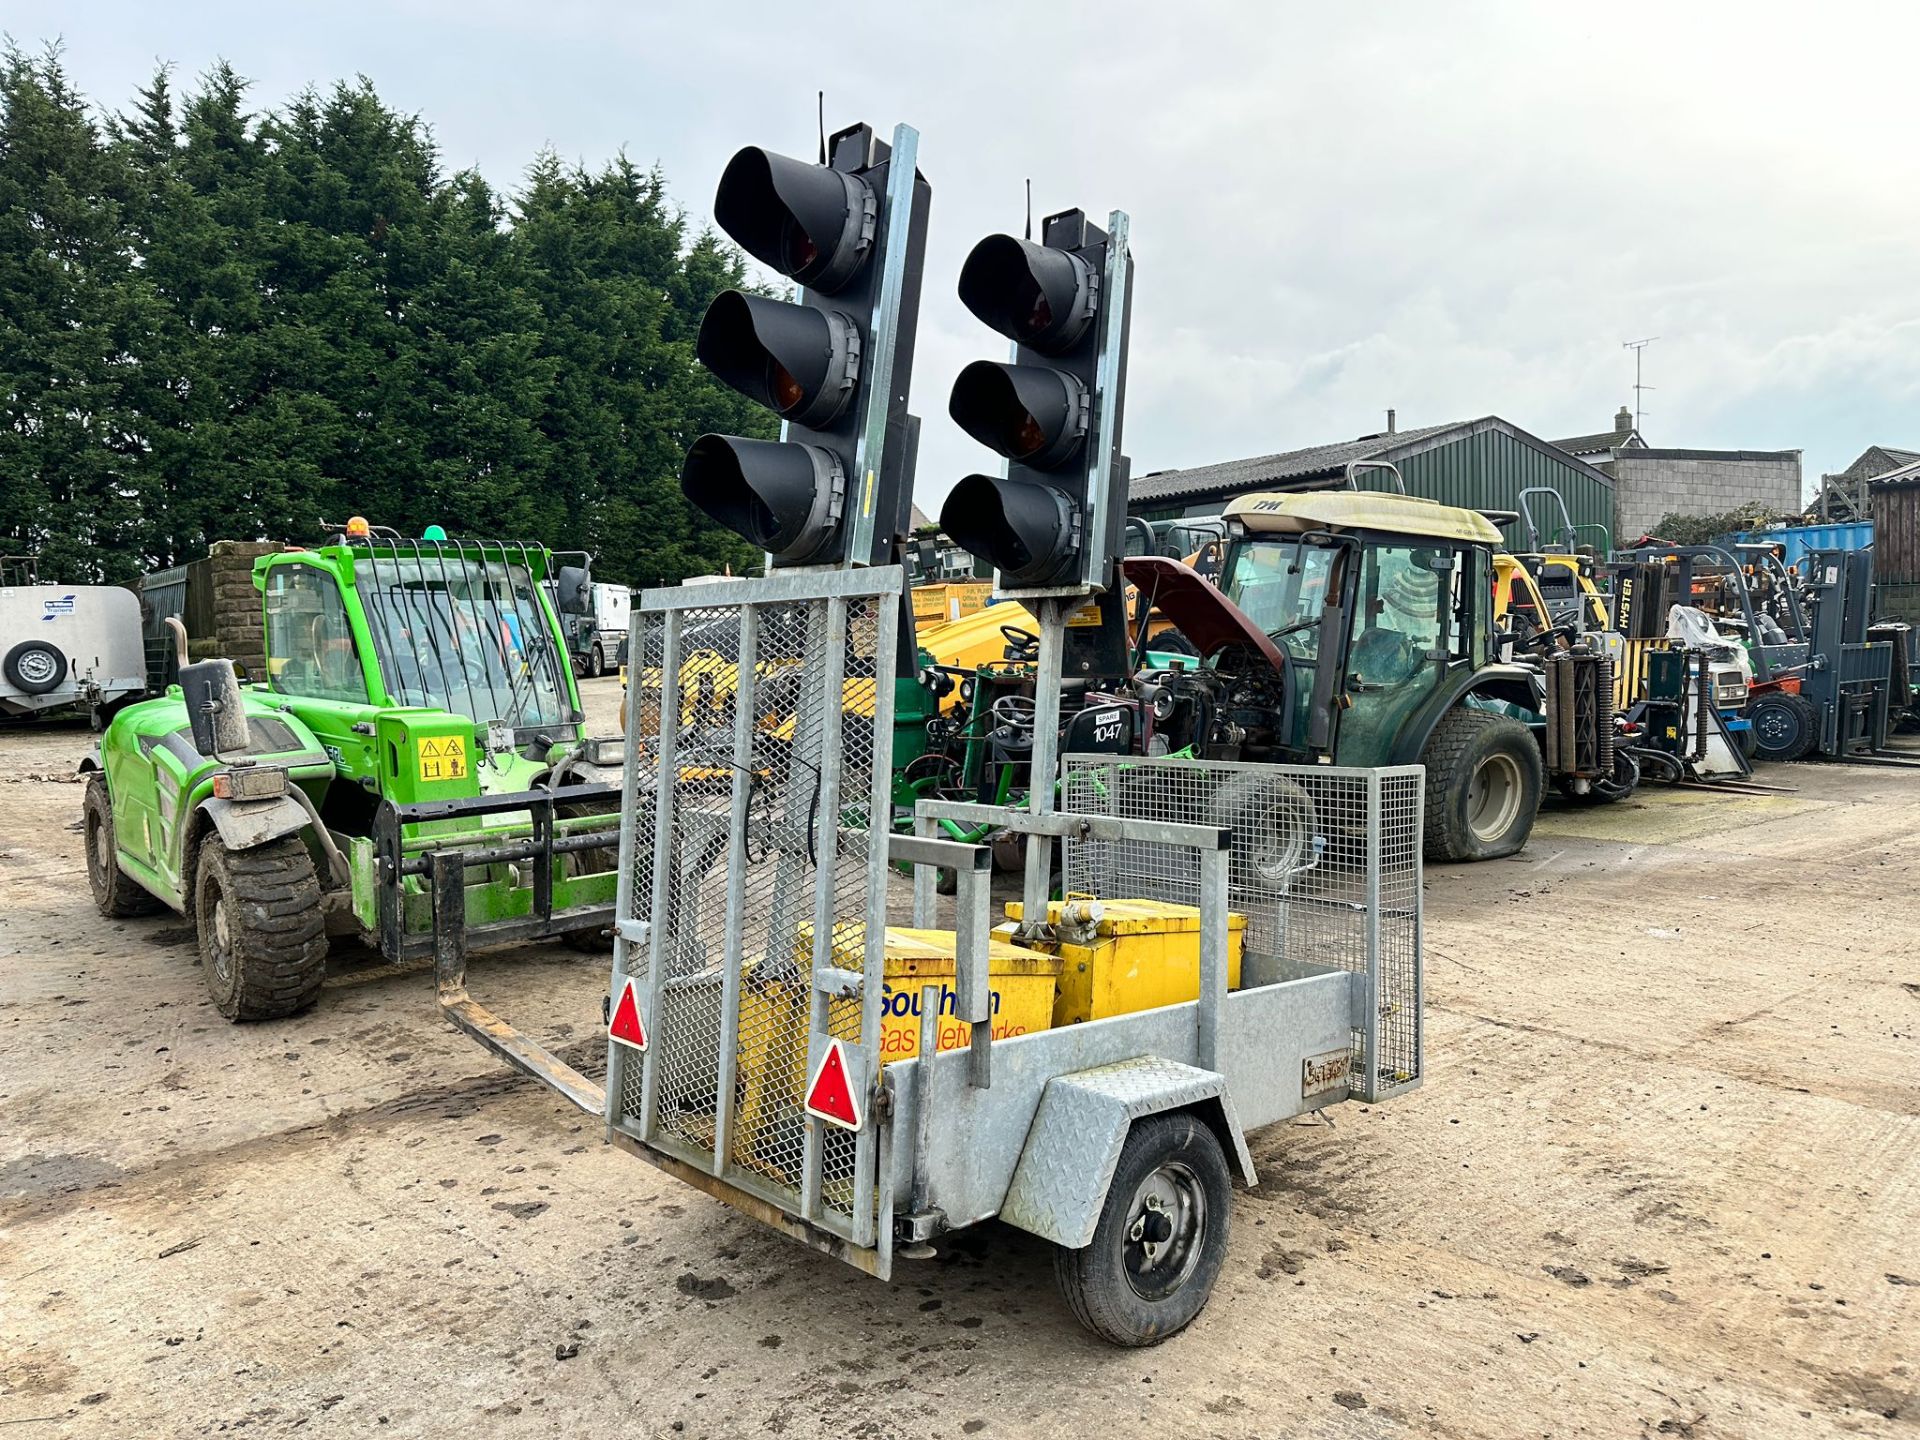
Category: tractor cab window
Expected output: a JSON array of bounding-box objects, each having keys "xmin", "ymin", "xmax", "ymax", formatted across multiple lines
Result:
[
  {"xmin": 1350, "ymin": 546, "xmax": 1452, "ymax": 688},
  {"xmin": 1221, "ymin": 538, "xmax": 1338, "ymax": 661},
  {"xmin": 265, "ymin": 564, "xmax": 370, "ymax": 704},
  {"xmin": 353, "ymin": 557, "xmax": 570, "ymax": 732}
]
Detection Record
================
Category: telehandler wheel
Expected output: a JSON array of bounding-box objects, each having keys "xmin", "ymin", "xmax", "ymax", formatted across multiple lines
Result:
[
  {"xmin": 1209, "ymin": 772, "xmax": 1317, "ymax": 891},
  {"xmin": 194, "ymin": 835, "xmax": 328, "ymax": 1020},
  {"xmin": 557, "ymin": 799, "xmax": 621, "ymax": 952},
  {"xmin": 1053, "ymin": 1112, "xmax": 1232, "ymax": 1347},
  {"xmin": 1748, "ymin": 691, "xmax": 1818, "ymax": 762},
  {"xmin": 1422, "ymin": 708, "xmax": 1542, "ymax": 862},
  {"xmin": 84, "ymin": 775, "xmax": 163, "ymax": 918}
]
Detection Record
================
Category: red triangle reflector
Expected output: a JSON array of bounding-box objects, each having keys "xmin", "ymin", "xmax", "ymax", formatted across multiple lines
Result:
[
  {"xmin": 608, "ymin": 978, "xmax": 648, "ymax": 1053},
  {"xmin": 803, "ymin": 1039, "xmax": 863, "ymax": 1132}
]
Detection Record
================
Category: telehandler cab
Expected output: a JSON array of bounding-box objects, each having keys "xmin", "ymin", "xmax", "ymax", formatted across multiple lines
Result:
[{"xmin": 82, "ymin": 520, "xmax": 623, "ymax": 1020}]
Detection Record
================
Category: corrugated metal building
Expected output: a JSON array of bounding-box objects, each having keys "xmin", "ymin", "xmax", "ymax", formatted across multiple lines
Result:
[{"xmin": 1128, "ymin": 416, "xmax": 1615, "ymax": 552}]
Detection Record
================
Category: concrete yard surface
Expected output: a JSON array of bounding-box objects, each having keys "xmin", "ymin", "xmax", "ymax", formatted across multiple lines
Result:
[{"xmin": 1, "ymin": 681, "xmax": 1915, "ymax": 1438}]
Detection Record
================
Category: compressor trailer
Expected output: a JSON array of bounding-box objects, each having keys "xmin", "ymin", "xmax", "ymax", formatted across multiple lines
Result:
[{"xmin": 441, "ymin": 566, "xmax": 1426, "ymax": 1345}]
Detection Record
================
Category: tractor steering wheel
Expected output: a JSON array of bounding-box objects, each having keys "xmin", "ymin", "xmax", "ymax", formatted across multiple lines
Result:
[{"xmin": 1000, "ymin": 624, "xmax": 1039, "ymax": 661}]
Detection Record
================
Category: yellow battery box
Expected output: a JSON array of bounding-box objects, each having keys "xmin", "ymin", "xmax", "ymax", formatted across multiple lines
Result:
[
  {"xmin": 1000, "ymin": 898, "xmax": 1246, "ymax": 1027},
  {"xmin": 735, "ymin": 925, "xmax": 1062, "ymax": 1159}
]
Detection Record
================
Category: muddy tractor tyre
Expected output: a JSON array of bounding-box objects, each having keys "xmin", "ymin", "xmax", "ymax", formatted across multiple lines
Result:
[
  {"xmin": 1422, "ymin": 708, "xmax": 1543, "ymax": 862},
  {"xmin": 194, "ymin": 834, "xmax": 328, "ymax": 1021},
  {"xmin": 84, "ymin": 776, "xmax": 163, "ymax": 918},
  {"xmin": 1748, "ymin": 691, "xmax": 1819, "ymax": 763},
  {"xmin": 1053, "ymin": 1111, "xmax": 1233, "ymax": 1347}
]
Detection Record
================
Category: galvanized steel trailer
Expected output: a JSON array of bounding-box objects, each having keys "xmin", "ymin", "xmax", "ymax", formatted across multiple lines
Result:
[{"xmin": 437, "ymin": 565, "xmax": 1426, "ymax": 1345}]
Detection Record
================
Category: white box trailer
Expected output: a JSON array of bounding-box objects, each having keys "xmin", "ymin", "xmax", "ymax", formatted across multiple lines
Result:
[{"xmin": 0, "ymin": 582, "xmax": 147, "ymax": 721}]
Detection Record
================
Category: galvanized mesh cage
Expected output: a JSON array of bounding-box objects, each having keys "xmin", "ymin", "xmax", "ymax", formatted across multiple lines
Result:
[
  {"xmin": 610, "ymin": 570, "xmax": 901, "ymax": 1242},
  {"xmin": 1059, "ymin": 755, "xmax": 1424, "ymax": 1102}
]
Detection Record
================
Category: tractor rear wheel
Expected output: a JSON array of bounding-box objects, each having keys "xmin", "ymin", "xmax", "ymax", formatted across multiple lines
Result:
[
  {"xmin": 84, "ymin": 775, "xmax": 163, "ymax": 918},
  {"xmin": 194, "ymin": 835, "xmax": 328, "ymax": 1020},
  {"xmin": 1053, "ymin": 1112, "xmax": 1233, "ymax": 1347},
  {"xmin": 1748, "ymin": 691, "xmax": 1818, "ymax": 762},
  {"xmin": 1422, "ymin": 708, "xmax": 1542, "ymax": 862}
]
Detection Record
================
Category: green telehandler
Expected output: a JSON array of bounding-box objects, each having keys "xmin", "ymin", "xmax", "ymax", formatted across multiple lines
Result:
[{"xmin": 82, "ymin": 519, "xmax": 625, "ymax": 1020}]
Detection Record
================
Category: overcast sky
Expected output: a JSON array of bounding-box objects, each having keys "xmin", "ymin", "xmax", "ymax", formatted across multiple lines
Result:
[{"xmin": 34, "ymin": 0, "xmax": 1920, "ymax": 510}]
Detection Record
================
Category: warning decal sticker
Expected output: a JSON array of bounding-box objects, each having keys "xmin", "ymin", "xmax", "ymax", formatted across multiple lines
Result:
[{"xmin": 418, "ymin": 734, "xmax": 469, "ymax": 782}]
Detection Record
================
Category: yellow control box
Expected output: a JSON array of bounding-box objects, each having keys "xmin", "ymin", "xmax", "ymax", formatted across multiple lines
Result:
[
  {"xmin": 735, "ymin": 925, "xmax": 1062, "ymax": 1149},
  {"xmin": 1000, "ymin": 899, "xmax": 1246, "ymax": 1027}
]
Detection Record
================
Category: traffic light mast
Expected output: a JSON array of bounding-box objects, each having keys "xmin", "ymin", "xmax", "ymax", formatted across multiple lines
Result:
[
  {"xmin": 940, "ymin": 202, "xmax": 1135, "ymax": 934},
  {"xmin": 682, "ymin": 122, "xmax": 931, "ymax": 572},
  {"xmin": 940, "ymin": 207, "xmax": 1133, "ymax": 596}
]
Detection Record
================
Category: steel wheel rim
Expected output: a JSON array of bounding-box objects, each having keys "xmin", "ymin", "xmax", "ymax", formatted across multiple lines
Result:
[
  {"xmin": 1248, "ymin": 809, "xmax": 1307, "ymax": 882},
  {"xmin": 87, "ymin": 809, "xmax": 109, "ymax": 884},
  {"xmin": 1467, "ymin": 752, "xmax": 1524, "ymax": 843},
  {"xmin": 209, "ymin": 891, "xmax": 234, "ymax": 988},
  {"xmin": 18, "ymin": 649, "xmax": 56, "ymax": 685},
  {"xmin": 1121, "ymin": 1160, "xmax": 1206, "ymax": 1301}
]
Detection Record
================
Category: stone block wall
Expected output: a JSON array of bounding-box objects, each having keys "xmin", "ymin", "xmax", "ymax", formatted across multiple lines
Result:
[{"xmin": 1610, "ymin": 450, "xmax": 1802, "ymax": 543}]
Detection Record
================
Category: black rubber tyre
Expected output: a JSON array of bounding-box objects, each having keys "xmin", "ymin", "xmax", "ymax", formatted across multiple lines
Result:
[
  {"xmin": 194, "ymin": 834, "xmax": 327, "ymax": 1020},
  {"xmin": 1734, "ymin": 722, "xmax": 1760, "ymax": 764},
  {"xmin": 557, "ymin": 798, "xmax": 621, "ymax": 952},
  {"xmin": 84, "ymin": 775, "xmax": 163, "ymax": 918},
  {"xmin": 1053, "ymin": 1112, "xmax": 1233, "ymax": 1347},
  {"xmin": 4, "ymin": 639, "xmax": 66, "ymax": 695},
  {"xmin": 1748, "ymin": 691, "xmax": 1818, "ymax": 763},
  {"xmin": 1209, "ymin": 771, "xmax": 1318, "ymax": 891},
  {"xmin": 587, "ymin": 644, "xmax": 604, "ymax": 679},
  {"xmin": 1421, "ymin": 708, "xmax": 1543, "ymax": 862}
]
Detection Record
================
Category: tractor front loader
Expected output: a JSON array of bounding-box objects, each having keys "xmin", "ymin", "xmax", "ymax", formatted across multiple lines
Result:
[{"xmin": 83, "ymin": 521, "xmax": 625, "ymax": 1020}]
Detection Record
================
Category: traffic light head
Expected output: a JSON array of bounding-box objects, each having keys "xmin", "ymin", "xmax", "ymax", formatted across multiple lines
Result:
[
  {"xmin": 941, "ymin": 208, "xmax": 1132, "ymax": 593},
  {"xmin": 712, "ymin": 146, "xmax": 876, "ymax": 293},
  {"xmin": 683, "ymin": 124, "xmax": 928, "ymax": 570},
  {"xmin": 956, "ymin": 235, "xmax": 1096, "ymax": 355}
]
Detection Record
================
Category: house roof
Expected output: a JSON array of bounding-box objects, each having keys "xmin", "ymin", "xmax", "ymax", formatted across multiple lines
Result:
[
  {"xmin": 1838, "ymin": 445, "xmax": 1920, "ymax": 482},
  {"xmin": 1551, "ymin": 405, "xmax": 1642, "ymax": 457},
  {"xmin": 1129, "ymin": 415, "xmax": 1611, "ymax": 506}
]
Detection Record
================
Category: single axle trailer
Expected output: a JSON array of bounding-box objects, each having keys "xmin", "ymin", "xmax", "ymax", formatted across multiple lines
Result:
[{"xmin": 440, "ymin": 565, "xmax": 1426, "ymax": 1345}]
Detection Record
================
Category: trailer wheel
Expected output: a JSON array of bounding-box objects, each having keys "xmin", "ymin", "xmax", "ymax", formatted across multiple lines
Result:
[
  {"xmin": 1748, "ymin": 692, "xmax": 1818, "ymax": 762},
  {"xmin": 194, "ymin": 835, "xmax": 327, "ymax": 1020},
  {"xmin": 1209, "ymin": 772, "xmax": 1316, "ymax": 890},
  {"xmin": 1421, "ymin": 707, "xmax": 1542, "ymax": 862},
  {"xmin": 84, "ymin": 775, "xmax": 163, "ymax": 917},
  {"xmin": 1053, "ymin": 1112, "xmax": 1232, "ymax": 1347},
  {"xmin": 4, "ymin": 639, "xmax": 67, "ymax": 695}
]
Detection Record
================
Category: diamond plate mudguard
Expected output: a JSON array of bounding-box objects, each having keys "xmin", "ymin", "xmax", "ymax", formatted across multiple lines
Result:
[{"xmin": 997, "ymin": 1056, "xmax": 1256, "ymax": 1250}]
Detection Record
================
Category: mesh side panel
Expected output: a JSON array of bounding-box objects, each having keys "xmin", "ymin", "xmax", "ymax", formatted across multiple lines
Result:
[
  {"xmin": 1372, "ymin": 771, "xmax": 1423, "ymax": 1099},
  {"xmin": 649, "ymin": 604, "xmax": 745, "ymax": 1151},
  {"xmin": 1060, "ymin": 755, "xmax": 1424, "ymax": 1099}
]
